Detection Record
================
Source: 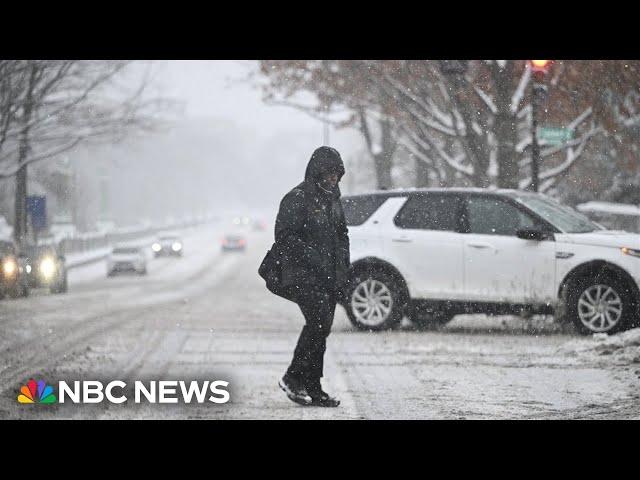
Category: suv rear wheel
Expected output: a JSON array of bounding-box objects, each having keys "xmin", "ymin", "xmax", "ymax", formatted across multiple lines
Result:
[{"xmin": 344, "ymin": 269, "xmax": 405, "ymax": 331}]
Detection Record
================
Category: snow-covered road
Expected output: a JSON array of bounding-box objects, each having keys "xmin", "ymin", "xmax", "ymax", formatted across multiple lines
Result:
[{"xmin": 1, "ymin": 223, "xmax": 639, "ymax": 419}]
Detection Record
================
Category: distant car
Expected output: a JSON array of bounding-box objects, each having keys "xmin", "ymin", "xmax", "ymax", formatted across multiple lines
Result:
[
  {"xmin": 22, "ymin": 244, "xmax": 68, "ymax": 294},
  {"xmin": 151, "ymin": 234, "xmax": 183, "ymax": 257},
  {"xmin": 221, "ymin": 234, "xmax": 246, "ymax": 252},
  {"xmin": 107, "ymin": 246, "xmax": 147, "ymax": 276},
  {"xmin": 252, "ymin": 219, "xmax": 267, "ymax": 231},
  {"xmin": 232, "ymin": 216, "xmax": 251, "ymax": 227},
  {"xmin": 0, "ymin": 240, "xmax": 29, "ymax": 298}
]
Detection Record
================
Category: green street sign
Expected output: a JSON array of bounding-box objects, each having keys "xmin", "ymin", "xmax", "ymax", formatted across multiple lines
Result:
[{"xmin": 538, "ymin": 127, "xmax": 574, "ymax": 145}]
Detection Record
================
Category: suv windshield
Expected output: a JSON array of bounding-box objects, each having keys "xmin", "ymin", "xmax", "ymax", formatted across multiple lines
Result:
[{"xmin": 512, "ymin": 194, "xmax": 603, "ymax": 233}]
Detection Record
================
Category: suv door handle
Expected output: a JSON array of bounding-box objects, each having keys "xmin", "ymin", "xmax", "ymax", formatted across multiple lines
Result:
[
  {"xmin": 467, "ymin": 242, "xmax": 493, "ymax": 249},
  {"xmin": 392, "ymin": 237, "xmax": 413, "ymax": 243}
]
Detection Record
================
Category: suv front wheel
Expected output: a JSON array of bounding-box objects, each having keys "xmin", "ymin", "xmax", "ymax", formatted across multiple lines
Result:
[
  {"xmin": 566, "ymin": 274, "xmax": 636, "ymax": 335},
  {"xmin": 344, "ymin": 270, "xmax": 405, "ymax": 331}
]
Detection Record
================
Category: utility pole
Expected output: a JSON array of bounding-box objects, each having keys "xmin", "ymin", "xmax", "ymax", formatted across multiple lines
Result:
[
  {"xmin": 530, "ymin": 82, "xmax": 541, "ymax": 192},
  {"xmin": 323, "ymin": 103, "xmax": 330, "ymax": 146}
]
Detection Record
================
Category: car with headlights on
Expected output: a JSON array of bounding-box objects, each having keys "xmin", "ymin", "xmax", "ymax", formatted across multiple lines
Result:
[
  {"xmin": 107, "ymin": 245, "xmax": 148, "ymax": 276},
  {"xmin": 151, "ymin": 234, "xmax": 183, "ymax": 257},
  {"xmin": 0, "ymin": 240, "xmax": 29, "ymax": 298},
  {"xmin": 252, "ymin": 219, "xmax": 268, "ymax": 231},
  {"xmin": 221, "ymin": 234, "xmax": 246, "ymax": 252},
  {"xmin": 22, "ymin": 244, "xmax": 67, "ymax": 294}
]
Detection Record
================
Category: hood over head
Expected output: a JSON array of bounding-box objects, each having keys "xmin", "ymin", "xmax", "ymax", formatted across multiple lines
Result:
[{"xmin": 305, "ymin": 146, "xmax": 345, "ymax": 183}]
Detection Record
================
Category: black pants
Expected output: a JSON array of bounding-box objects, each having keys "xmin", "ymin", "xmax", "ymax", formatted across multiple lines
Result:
[{"xmin": 286, "ymin": 287, "xmax": 337, "ymax": 385}]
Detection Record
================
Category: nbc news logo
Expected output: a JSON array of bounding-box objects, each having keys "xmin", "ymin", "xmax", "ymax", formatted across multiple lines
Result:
[{"xmin": 18, "ymin": 378, "xmax": 230, "ymax": 404}]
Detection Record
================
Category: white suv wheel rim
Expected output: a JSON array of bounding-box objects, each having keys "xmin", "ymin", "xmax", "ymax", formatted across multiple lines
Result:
[
  {"xmin": 577, "ymin": 284, "xmax": 623, "ymax": 332},
  {"xmin": 352, "ymin": 278, "xmax": 393, "ymax": 327}
]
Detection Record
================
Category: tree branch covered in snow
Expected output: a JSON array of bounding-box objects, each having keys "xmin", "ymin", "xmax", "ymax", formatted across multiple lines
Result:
[{"xmin": 256, "ymin": 60, "xmax": 640, "ymax": 194}]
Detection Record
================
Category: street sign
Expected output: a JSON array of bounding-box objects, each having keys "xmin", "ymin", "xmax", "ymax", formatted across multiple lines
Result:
[
  {"xmin": 26, "ymin": 195, "xmax": 47, "ymax": 231},
  {"xmin": 538, "ymin": 127, "xmax": 574, "ymax": 145}
]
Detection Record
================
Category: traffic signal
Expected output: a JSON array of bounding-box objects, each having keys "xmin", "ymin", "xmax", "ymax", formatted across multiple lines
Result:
[
  {"xmin": 528, "ymin": 60, "xmax": 553, "ymax": 82},
  {"xmin": 529, "ymin": 60, "xmax": 552, "ymax": 73}
]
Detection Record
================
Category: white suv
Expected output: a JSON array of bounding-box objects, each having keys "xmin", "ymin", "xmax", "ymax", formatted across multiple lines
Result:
[
  {"xmin": 340, "ymin": 188, "xmax": 640, "ymax": 335},
  {"xmin": 107, "ymin": 245, "xmax": 148, "ymax": 276}
]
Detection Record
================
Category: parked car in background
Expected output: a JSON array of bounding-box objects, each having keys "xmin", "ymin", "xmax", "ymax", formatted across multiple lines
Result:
[
  {"xmin": 22, "ymin": 244, "xmax": 68, "ymax": 294},
  {"xmin": 107, "ymin": 245, "xmax": 147, "ymax": 276},
  {"xmin": 341, "ymin": 188, "xmax": 640, "ymax": 335},
  {"xmin": 151, "ymin": 233, "xmax": 183, "ymax": 257},
  {"xmin": 221, "ymin": 234, "xmax": 246, "ymax": 252},
  {"xmin": 0, "ymin": 240, "xmax": 29, "ymax": 298}
]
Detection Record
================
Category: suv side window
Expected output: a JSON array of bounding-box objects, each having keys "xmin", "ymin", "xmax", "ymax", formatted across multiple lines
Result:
[
  {"xmin": 465, "ymin": 196, "xmax": 536, "ymax": 236},
  {"xmin": 342, "ymin": 195, "xmax": 389, "ymax": 226},
  {"xmin": 394, "ymin": 194, "xmax": 461, "ymax": 231}
]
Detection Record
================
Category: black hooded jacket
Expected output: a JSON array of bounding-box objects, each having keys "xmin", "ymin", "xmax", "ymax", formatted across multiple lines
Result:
[{"xmin": 275, "ymin": 147, "xmax": 350, "ymax": 291}]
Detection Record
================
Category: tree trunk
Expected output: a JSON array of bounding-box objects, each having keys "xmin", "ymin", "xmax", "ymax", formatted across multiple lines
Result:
[
  {"xmin": 14, "ymin": 63, "xmax": 36, "ymax": 247},
  {"xmin": 359, "ymin": 110, "xmax": 396, "ymax": 190},
  {"xmin": 415, "ymin": 156, "xmax": 431, "ymax": 187},
  {"xmin": 493, "ymin": 62, "xmax": 520, "ymax": 189},
  {"xmin": 14, "ymin": 161, "xmax": 27, "ymax": 246},
  {"xmin": 373, "ymin": 153, "xmax": 392, "ymax": 189},
  {"xmin": 442, "ymin": 74, "xmax": 489, "ymax": 187}
]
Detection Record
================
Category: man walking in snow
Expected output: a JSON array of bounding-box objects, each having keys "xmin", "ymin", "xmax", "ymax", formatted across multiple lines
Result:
[{"xmin": 275, "ymin": 146, "xmax": 350, "ymax": 407}]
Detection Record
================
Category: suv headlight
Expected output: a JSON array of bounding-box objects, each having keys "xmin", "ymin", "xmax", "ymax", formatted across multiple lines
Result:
[
  {"xmin": 621, "ymin": 247, "xmax": 640, "ymax": 258},
  {"xmin": 40, "ymin": 257, "xmax": 56, "ymax": 279},
  {"xmin": 152, "ymin": 243, "xmax": 161, "ymax": 252}
]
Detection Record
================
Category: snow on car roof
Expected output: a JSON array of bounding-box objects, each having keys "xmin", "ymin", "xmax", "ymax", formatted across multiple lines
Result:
[
  {"xmin": 343, "ymin": 187, "xmax": 530, "ymax": 198},
  {"xmin": 576, "ymin": 201, "xmax": 640, "ymax": 217}
]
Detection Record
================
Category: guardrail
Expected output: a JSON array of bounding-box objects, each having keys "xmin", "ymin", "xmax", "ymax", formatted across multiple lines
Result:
[{"xmin": 52, "ymin": 214, "xmax": 219, "ymax": 256}]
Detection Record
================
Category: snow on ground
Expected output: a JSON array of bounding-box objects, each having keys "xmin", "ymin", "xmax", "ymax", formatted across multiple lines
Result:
[
  {"xmin": 560, "ymin": 328, "xmax": 640, "ymax": 366},
  {"xmin": 3, "ymin": 222, "xmax": 639, "ymax": 419}
]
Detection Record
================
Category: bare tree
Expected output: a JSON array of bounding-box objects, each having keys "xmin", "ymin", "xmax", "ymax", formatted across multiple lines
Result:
[
  {"xmin": 0, "ymin": 60, "xmax": 174, "ymax": 244},
  {"xmin": 256, "ymin": 60, "xmax": 640, "ymax": 195},
  {"xmin": 371, "ymin": 60, "xmax": 640, "ymax": 193}
]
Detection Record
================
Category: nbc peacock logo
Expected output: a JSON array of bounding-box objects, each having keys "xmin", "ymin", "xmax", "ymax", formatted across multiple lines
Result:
[{"xmin": 17, "ymin": 379, "xmax": 57, "ymax": 404}]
